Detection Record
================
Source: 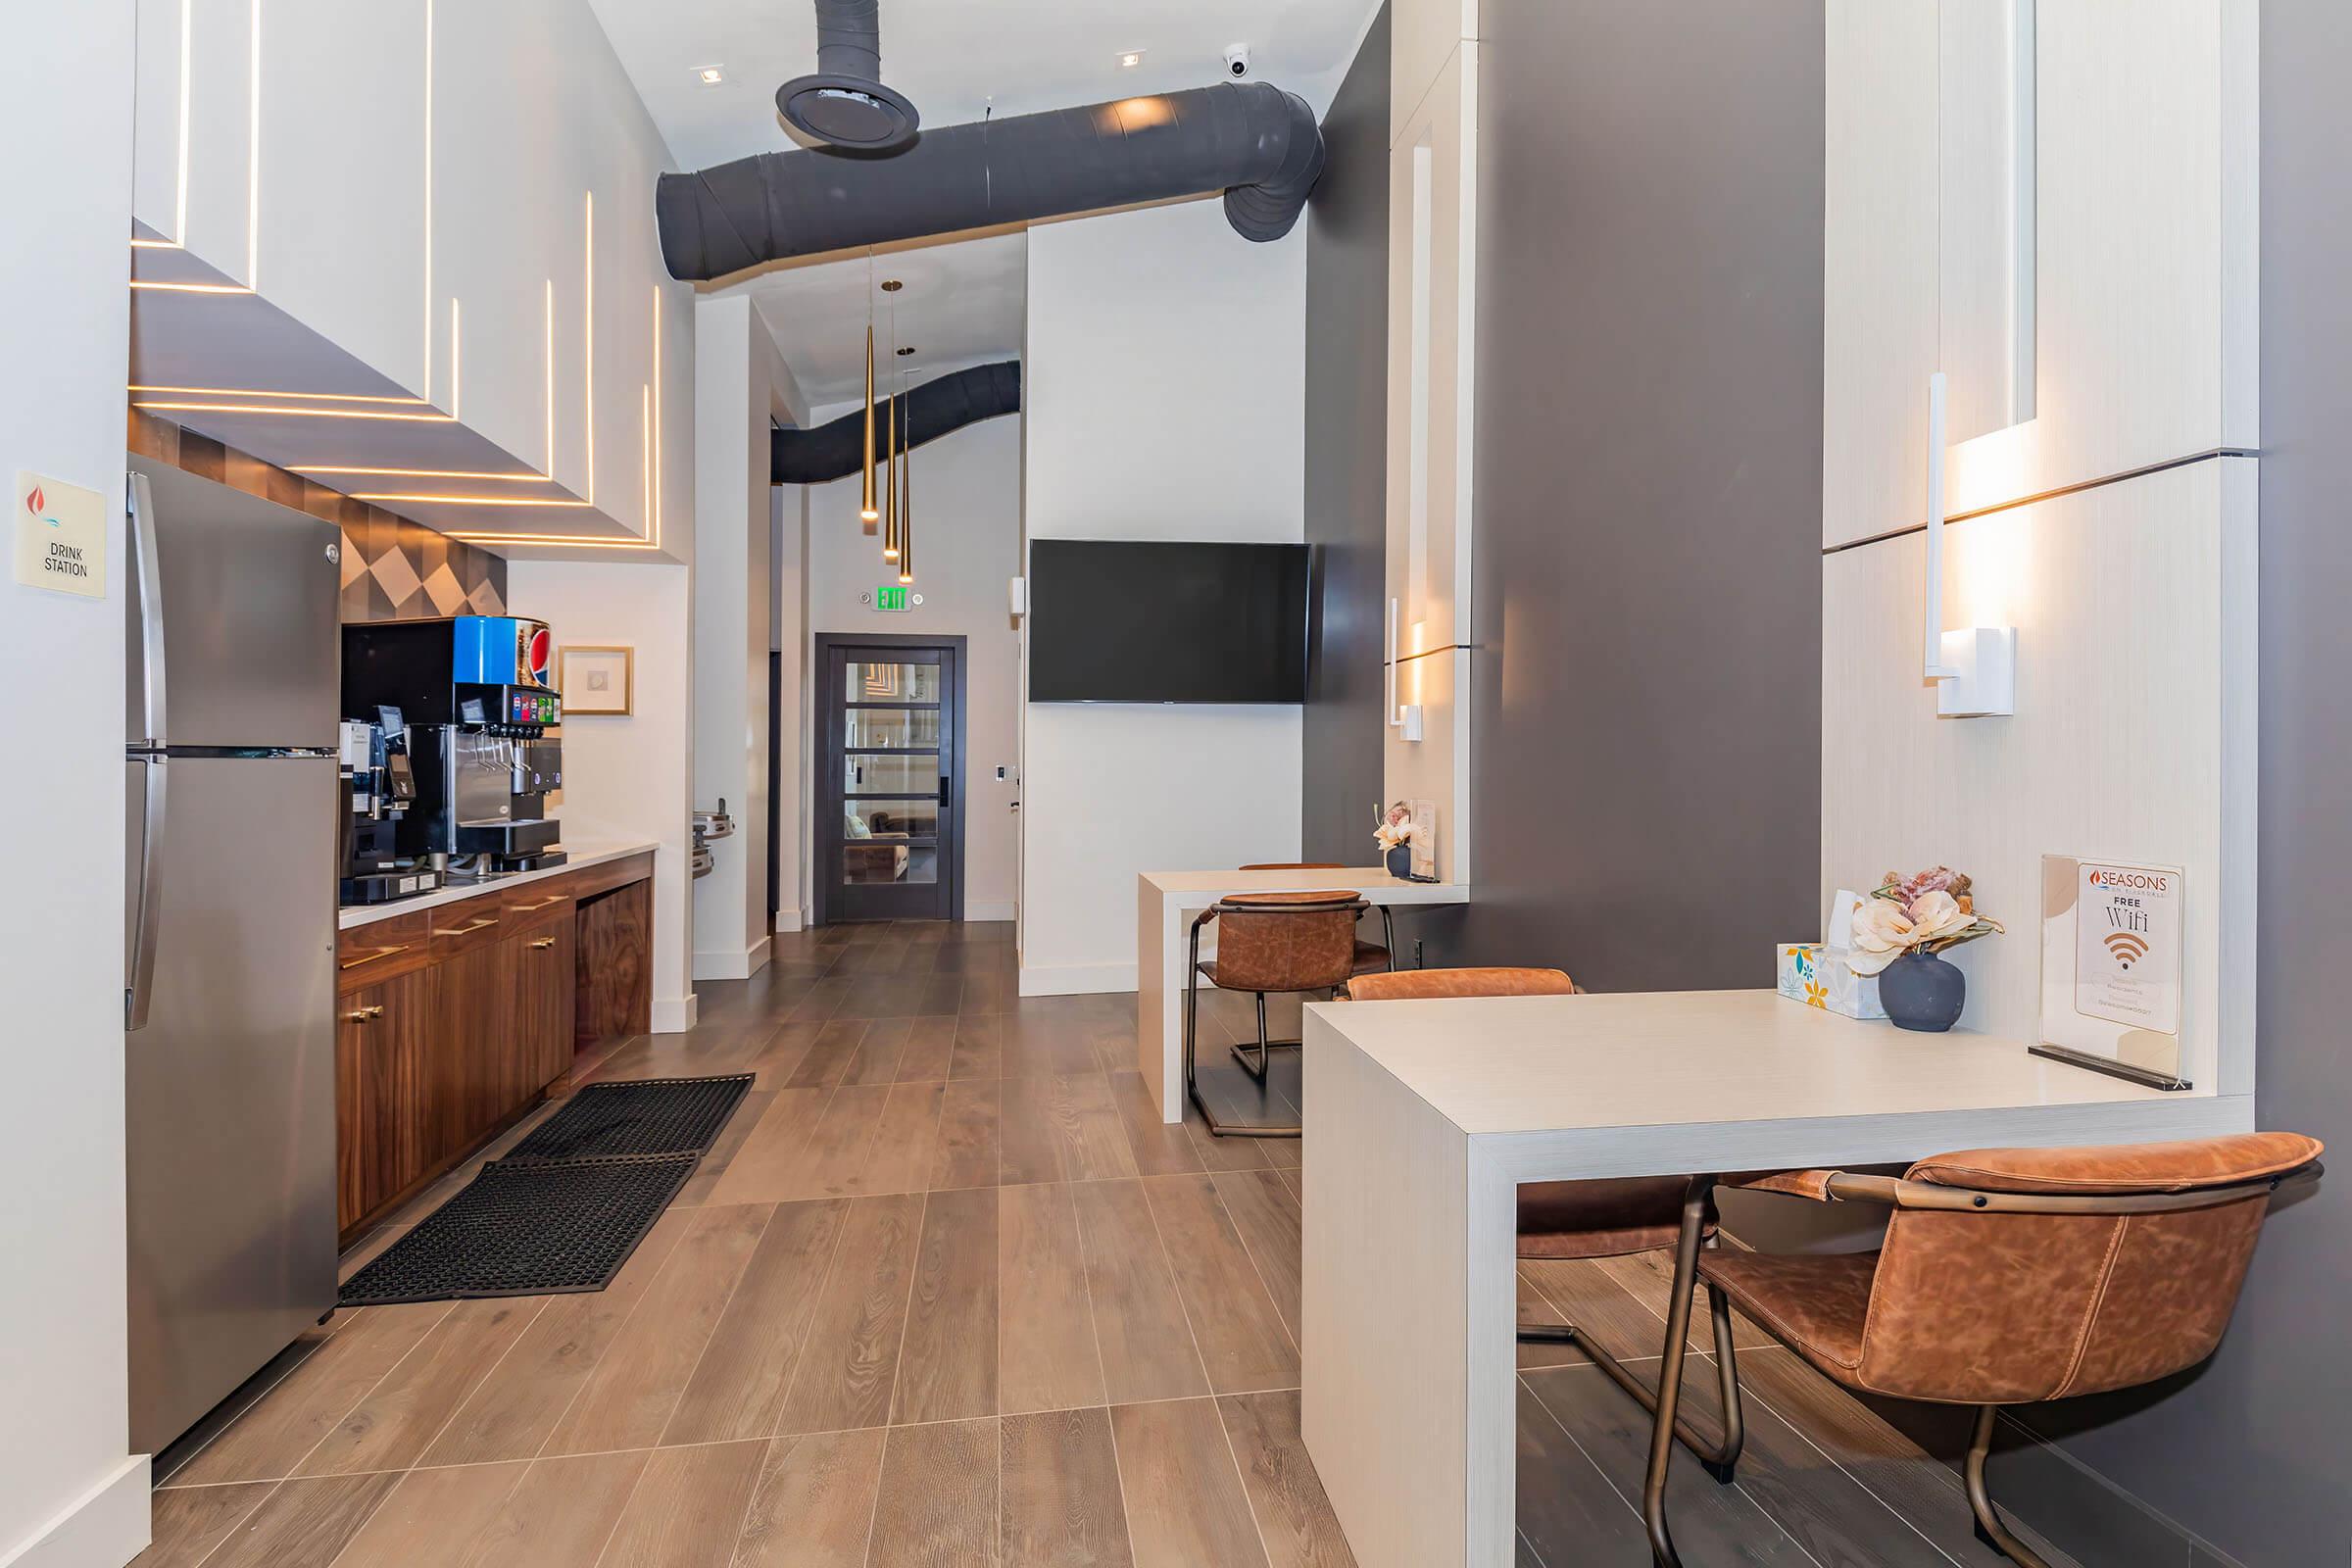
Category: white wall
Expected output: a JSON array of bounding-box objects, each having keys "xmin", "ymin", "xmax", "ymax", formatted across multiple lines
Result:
[
  {"xmin": 774, "ymin": 486, "xmax": 808, "ymax": 927},
  {"xmin": 691, "ymin": 296, "xmax": 789, "ymax": 977},
  {"xmin": 1021, "ymin": 199, "xmax": 1309, "ymax": 993},
  {"xmin": 509, "ymin": 561, "xmax": 698, "ymax": 1032},
  {"xmin": 802, "ymin": 413, "xmax": 1027, "ymax": 922},
  {"xmin": 0, "ymin": 10, "xmax": 148, "ymax": 1567}
]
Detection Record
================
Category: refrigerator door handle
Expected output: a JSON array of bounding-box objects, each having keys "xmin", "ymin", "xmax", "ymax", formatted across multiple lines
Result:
[
  {"xmin": 126, "ymin": 757, "xmax": 167, "ymax": 1032},
  {"xmin": 128, "ymin": 470, "xmax": 169, "ymax": 748}
]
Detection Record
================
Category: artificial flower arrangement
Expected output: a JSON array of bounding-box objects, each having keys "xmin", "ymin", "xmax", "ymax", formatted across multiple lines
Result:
[
  {"xmin": 1373, "ymin": 802, "xmax": 1423, "ymax": 858},
  {"xmin": 1846, "ymin": 866, "xmax": 2004, "ymax": 976}
]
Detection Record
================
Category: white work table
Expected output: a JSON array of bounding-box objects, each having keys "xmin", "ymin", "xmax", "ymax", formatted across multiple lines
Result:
[
  {"xmin": 1298, "ymin": 989, "xmax": 2253, "ymax": 1568},
  {"xmin": 1134, "ymin": 866, "xmax": 1468, "ymax": 1122},
  {"xmin": 337, "ymin": 839, "xmax": 659, "ymax": 930}
]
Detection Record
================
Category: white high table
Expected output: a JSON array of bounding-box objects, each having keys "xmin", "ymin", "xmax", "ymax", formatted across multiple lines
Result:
[
  {"xmin": 1135, "ymin": 866, "xmax": 1468, "ymax": 1122},
  {"xmin": 1298, "ymin": 989, "xmax": 2254, "ymax": 1568}
]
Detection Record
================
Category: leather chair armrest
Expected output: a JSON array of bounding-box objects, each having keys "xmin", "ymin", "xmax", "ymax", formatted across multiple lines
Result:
[{"xmin": 1723, "ymin": 1169, "xmax": 1840, "ymax": 1201}]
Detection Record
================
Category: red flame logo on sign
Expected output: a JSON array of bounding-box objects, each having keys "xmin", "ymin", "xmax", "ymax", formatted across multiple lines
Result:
[{"xmin": 25, "ymin": 486, "xmax": 44, "ymax": 515}]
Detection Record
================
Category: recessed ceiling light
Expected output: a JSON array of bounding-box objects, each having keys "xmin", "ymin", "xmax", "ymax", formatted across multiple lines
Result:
[
  {"xmin": 1117, "ymin": 50, "xmax": 1145, "ymax": 70},
  {"xmin": 695, "ymin": 65, "xmax": 724, "ymax": 85}
]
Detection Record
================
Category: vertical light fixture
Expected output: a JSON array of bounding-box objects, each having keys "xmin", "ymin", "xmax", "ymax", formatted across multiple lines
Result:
[
  {"xmin": 860, "ymin": 321, "xmax": 879, "ymax": 525},
  {"xmin": 898, "ymin": 372, "xmax": 914, "ymax": 585},
  {"xmin": 882, "ymin": 387, "xmax": 902, "ymax": 563}
]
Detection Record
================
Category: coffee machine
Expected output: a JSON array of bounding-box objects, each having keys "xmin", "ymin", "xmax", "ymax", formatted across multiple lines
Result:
[
  {"xmin": 341, "ymin": 616, "xmax": 566, "ymax": 877},
  {"xmin": 338, "ymin": 710, "xmax": 441, "ymax": 903}
]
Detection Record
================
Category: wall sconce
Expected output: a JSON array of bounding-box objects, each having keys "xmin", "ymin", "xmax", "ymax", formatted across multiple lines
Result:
[
  {"xmin": 1924, "ymin": 371, "xmax": 2017, "ymax": 718},
  {"xmin": 1387, "ymin": 598, "xmax": 1424, "ymax": 742}
]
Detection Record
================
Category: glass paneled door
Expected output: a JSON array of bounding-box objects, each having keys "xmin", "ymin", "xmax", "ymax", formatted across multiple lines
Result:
[{"xmin": 817, "ymin": 636, "xmax": 964, "ymax": 922}]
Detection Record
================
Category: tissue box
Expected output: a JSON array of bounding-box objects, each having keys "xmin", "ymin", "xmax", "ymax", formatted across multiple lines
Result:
[{"xmin": 1775, "ymin": 944, "xmax": 1887, "ymax": 1020}]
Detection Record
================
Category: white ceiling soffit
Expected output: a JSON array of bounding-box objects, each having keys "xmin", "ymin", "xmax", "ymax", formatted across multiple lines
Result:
[
  {"xmin": 588, "ymin": 0, "xmax": 1382, "ymax": 174},
  {"xmin": 718, "ymin": 230, "xmax": 1029, "ymax": 413}
]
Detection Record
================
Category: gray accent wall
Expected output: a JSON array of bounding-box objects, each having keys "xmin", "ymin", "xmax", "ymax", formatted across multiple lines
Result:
[
  {"xmin": 1436, "ymin": 2, "xmax": 1825, "ymax": 987},
  {"xmin": 2002, "ymin": 7, "xmax": 2352, "ymax": 1564},
  {"xmin": 1301, "ymin": 4, "xmax": 1391, "ymax": 863}
]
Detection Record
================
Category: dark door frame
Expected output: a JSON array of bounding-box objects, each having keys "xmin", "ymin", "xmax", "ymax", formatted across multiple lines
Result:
[{"xmin": 812, "ymin": 632, "xmax": 968, "ymax": 925}]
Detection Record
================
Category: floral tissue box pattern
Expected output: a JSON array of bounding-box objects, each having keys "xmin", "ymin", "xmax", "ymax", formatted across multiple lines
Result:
[{"xmin": 1775, "ymin": 943, "xmax": 1887, "ymax": 1021}]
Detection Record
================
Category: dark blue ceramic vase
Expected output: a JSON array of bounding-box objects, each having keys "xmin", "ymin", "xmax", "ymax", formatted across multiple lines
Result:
[
  {"xmin": 1879, "ymin": 952, "xmax": 1965, "ymax": 1032},
  {"xmin": 1385, "ymin": 845, "xmax": 1414, "ymax": 880}
]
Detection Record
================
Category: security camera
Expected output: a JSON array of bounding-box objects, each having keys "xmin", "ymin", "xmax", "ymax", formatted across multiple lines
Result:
[{"xmin": 1223, "ymin": 44, "xmax": 1250, "ymax": 79}]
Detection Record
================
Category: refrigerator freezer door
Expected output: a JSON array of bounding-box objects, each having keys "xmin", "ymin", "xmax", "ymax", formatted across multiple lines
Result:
[
  {"xmin": 126, "ymin": 460, "xmax": 342, "ymax": 749},
  {"xmin": 126, "ymin": 754, "xmax": 340, "ymax": 1453}
]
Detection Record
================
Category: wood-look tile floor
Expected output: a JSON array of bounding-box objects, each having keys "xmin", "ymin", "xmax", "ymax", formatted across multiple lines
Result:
[{"xmin": 141, "ymin": 919, "xmax": 2081, "ymax": 1568}]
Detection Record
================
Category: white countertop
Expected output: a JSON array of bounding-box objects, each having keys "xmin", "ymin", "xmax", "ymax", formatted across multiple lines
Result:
[
  {"xmin": 1314, "ymin": 987, "xmax": 2213, "ymax": 1139},
  {"xmin": 337, "ymin": 839, "xmax": 659, "ymax": 929},
  {"xmin": 1141, "ymin": 865, "xmax": 1468, "ymax": 906}
]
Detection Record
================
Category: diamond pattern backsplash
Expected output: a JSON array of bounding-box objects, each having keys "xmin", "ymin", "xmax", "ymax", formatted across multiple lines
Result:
[{"xmin": 131, "ymin": 410, "xmax": 509, "ymax": 625}]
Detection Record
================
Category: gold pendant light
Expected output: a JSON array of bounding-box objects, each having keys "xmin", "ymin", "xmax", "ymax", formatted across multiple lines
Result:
[
  {"xmin": 882, "ymin": 385, "xmax": 899, "ymax": 560},
  {"xmin": 897, "ymin": 373, "xmax": 914, "ymax": 584},
  {"xmin": 858, "ymin": 322, "xmax": 878, "ymax": 526}
]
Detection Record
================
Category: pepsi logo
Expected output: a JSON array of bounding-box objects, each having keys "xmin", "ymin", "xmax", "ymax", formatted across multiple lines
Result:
[{"xmin": 525, "ymin": 624, "xmax": 553, "ymax": 684}]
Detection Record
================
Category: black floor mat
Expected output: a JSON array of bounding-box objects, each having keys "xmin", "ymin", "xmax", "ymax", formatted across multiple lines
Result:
[
  {"xmin": 338, "ymin": 1154, "xmax": 697, "ymax": 1306},
  {"xmin": 503, "ymin": 1074, "xmax": 754, "ymax": 1163}
]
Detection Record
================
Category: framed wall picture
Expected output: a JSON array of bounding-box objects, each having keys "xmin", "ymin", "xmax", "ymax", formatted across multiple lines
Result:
[{"xmin": 559, "ymin": 644, "xmax": 634, "ymax": 715}]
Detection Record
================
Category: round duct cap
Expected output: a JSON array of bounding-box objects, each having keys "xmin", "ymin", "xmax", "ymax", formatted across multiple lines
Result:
[{"xmin": 777, "ymin": 74, "xmax": 920, "ymax": 151}]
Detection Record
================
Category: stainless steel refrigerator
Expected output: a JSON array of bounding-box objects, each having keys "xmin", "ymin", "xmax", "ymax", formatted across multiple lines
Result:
[{"xmin": 124, "ymin": 459, "xmax": 342, "ymax": 1454}]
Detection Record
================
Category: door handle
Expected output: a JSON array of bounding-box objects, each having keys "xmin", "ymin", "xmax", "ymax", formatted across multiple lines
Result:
[
  {"xmin": 344, "ymin": 1004, "xmax": 385, "ymax": 1024},
  {"xmin": 940, "ymin": 774, "xmax": 951, "ymax": 809},
  {"xmin": 125, "ymin": 756, "xmax": 167, "ymax": 1032},
  {"xmin": 441, "ymin": 914, "xmax": 501, "ymax": 938},
  {"xmin": 127, "ymin": 471, "xmax": 169, "ymax": 747},
  {"xmin": 512, "ymin": 894, "xmax": 566, "ymax": 912},
  {"xmin": 527, "ymin": 937, "xmax": 558, "ymax": 950}
]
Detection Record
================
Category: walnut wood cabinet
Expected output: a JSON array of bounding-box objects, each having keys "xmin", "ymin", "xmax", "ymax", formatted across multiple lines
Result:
[{"xmin": 334, "ymin": 852, "xmax": 652, "ymax": 1244}]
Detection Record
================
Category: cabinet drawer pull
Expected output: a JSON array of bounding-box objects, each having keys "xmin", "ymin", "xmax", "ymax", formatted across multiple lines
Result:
[
  {"xmin": 527, "ymin": 937, "xmax": 559, "ymax": 950},
  {"xmin": 345, "ymin": 1005, "xmax": 385, "ymax": 1024},
  {"xmin": 513, "ymin": 895, "xmax": 567, "ymax": 912},
  {"xmin": 441, "ymin": 915, "xmax": 501, "ymax": 938},
  {"xmin": 339, "ymin": 943, "xmax": 411, "ymax": 970}
]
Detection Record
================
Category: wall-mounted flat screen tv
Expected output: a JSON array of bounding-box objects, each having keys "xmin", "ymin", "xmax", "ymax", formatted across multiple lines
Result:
[{"xmin": 1027, "ymin": 539, "xmax": 1310, "ymax": 704}]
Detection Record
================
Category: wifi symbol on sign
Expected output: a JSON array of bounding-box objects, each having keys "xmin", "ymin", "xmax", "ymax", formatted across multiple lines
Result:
[{"xmin": 2104, "ymin": 931, "xmax": 2150, "ymax": 969}]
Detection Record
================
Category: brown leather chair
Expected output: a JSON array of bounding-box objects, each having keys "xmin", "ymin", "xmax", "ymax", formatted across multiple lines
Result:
[
  {"xmin": 1239, "ymin": 863, "xmax": 1396, "ymax": 975},
  {"xmin": 1638, "ymin": 1134, "xmax": 2326, "ymax": 1568},
  {"xmin": 1341, "ymin": 967, "xmax": 1746, "ymax": 1484},
  {"xmin": 1185, "ymin": 890, "xmax": 1368, "ymax": 1137}
]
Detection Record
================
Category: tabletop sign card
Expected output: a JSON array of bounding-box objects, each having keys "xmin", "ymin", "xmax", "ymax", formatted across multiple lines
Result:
[
  {"xmin": 2038, "ymin": 855, "xmax": 2188, "ymax": 1090},
  {"xmin": 13, "ymin": 470, "xmax": 107, "ymax": 599}
]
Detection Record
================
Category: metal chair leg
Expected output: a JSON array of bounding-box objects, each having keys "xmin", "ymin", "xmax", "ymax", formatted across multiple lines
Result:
[
  {"xmin": 1186, "ymin": 914, "xmax": 1300, "ymax": 1140},
  {"xmin": 1381, "ymin": 905, "xmax": 1398, "ymax": 970},
  {"xmin": 1641, "ymin": 1181, "xmax": 1713, "ymax": 1568},
  {"xmin": 1231, "ymin": 993, "xmax": 1273, "ymax": 1081},
  {"xmin": 1516, "ymin": 1191, "xmax": 1742, "ymax": 1483},
  {"xmin": 1966, "ymin": 1405, "xmax": 2055, "ymax": 1568}
]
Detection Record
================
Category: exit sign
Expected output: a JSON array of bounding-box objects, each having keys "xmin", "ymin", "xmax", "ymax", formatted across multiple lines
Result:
[{"xmin": 875, "ymin": 584, "xmax": 910, "ymax": 612}]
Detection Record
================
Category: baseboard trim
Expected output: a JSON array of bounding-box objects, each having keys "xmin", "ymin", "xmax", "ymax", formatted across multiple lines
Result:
[
  {"xmin": 652, "ymin": 994, "xmax": 699, "ymax": 1034},
  {"xmin": 773, "ymin": 907, "xmax": 805, "ymax": 934},
  {"xmin": 1019, "ymin": 960, "xmax": 1137, "ymax": 997},
  {"xmin": 965, "ymin": 900, "xmax": 1016, "ymax": 922},
  {"xmin": 691, "ymin": 937, "xmax": 772, "ymax": 983},
  {"xmin": 1991, "ymin": 1411, "xmax": 2244, "ymax": 1568},
  {"xmin": 2, "ymin": 1454, "xmax": 151, "ymax": 1568}
]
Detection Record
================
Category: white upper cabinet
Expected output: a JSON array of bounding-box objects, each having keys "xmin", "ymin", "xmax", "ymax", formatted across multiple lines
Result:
[
  {"xmin": 129, "ymin": 0, "xmax": 692, "ymax": 554},
  {"xmin": 1825, "ymin": 0, "xmax": 2257, "ymax": 548}
]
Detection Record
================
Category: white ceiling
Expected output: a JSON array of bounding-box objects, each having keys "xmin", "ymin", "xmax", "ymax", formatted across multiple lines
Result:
[
  {"xmin": 718, "ymin": 230, "xmax": 1029, "ymax": 413},
  {"xmin": 586, "ymin": 0, "xmax": 1382, "ymax": 174}
]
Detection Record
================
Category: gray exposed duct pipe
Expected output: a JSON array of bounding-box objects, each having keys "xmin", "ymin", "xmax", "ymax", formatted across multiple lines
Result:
[
  {"xmin": 813, "ymin": 0, "xmax": 880, "ymax": 83},
  {"xmin": 659, "ymin": 82, "xmax": 1325, "ymax": 282},
  {"xmin": 771, "ymin": 361, "xmax": 1020, "ymax": 485},
  {"xmin": 780, "ymin": 0, "xmax": 918, "ymax": 151}
]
